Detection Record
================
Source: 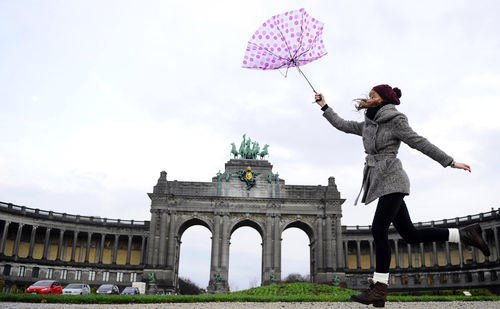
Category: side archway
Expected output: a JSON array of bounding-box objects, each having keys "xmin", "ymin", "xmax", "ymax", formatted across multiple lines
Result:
[
  {"xmin": 177, "ymin": 217, "xmax": 213, "ymax": 293},
  {"xmin": 282, "ymin": 220, "xmax": 315, "ymax": 283}
]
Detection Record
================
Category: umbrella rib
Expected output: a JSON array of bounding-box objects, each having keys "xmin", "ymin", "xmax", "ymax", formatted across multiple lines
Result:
[
  {"xmin": 273, "ymin": 17, "xmax": 295, "ymax": 63},
  {"xmin": 295, "ymin": 32, "xmax": 321, "ymax": 63},
  {"xmin": 247, "ymin": 42, "xmax": 286, "ymax": 61},
  {"xmin": 290, "ymin": 12, "xmax": 307, "ymax": 63}
]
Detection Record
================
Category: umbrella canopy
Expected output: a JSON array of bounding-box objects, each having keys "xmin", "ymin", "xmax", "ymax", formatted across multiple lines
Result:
[{"xmin": 242, "ymin": 8, "xmax": 327, "ymax": 92}]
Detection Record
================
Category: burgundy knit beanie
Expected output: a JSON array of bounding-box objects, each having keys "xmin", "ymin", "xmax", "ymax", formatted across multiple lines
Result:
[{"xmin": 372, "ymin": 84, "xmax": 402, "ymax": 105}]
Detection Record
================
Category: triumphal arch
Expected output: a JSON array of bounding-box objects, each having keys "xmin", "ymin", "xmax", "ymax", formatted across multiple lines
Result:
[{"xmin": 143, "ymin": 136, "xmax": 346, "ymax": 293}]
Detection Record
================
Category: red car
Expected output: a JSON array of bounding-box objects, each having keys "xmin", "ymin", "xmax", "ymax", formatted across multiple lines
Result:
[{"xmin": 26, "ymin": 280, "xmax": 63, "ymax": 294}]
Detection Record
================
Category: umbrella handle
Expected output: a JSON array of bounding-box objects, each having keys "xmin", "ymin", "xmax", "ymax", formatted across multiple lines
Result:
[{"xmin": 293, "ymin": 64, "xmax": 322, "ymax": 103}]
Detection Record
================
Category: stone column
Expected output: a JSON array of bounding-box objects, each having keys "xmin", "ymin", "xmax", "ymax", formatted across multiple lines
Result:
[
  {"xmin": 78, "ymin": 235, "xmax": 84, "ymax": 262},
  {"xmin": 28, "ymin": 225, "xmax": 38, "ymax": 258},
  {"xmin": 126, "ymin": 235, "xmax": 133, "ymax": 265},
  {"xmin": 166, "ymin": 213, "xmax": 176, "ymax": 267},
  {"xmin": 71, "ymin": 230, "xmax": 79, "ymax": 262},
  {"xmin": 158, "ymin": 210, "xmax": 168, "ymax": 266},
  {"xmin": 99, "ymin": 233, "xmax": 106, "ymax": 263},
  {"xmin": 262, "ymin": 215, "xmax": 272, "ymax": 283},
  {"xmin": 420, "ymin": 243, "xmax": 425, "ymax": 267},
  {"xmin": 146, "ymin": 209, "xmax": 159, "ymax": 265},
  {"xmin": 335, "ymin": 215, "xmax": 344, "ymax": 269},
  {"xmin": 273, "ymin": 215, "xmax": 281, "ymax": 281},
  {"xmin": 13, "ymin": 223, "xmax": 24, "ymax": 259},
  {"xmin": 208, "ymin": 214, "xmax": 224, "ymax": 292},
  {"xmin": 316, "ymin": 216, "xmax": 324, "ymax": 271},
  {"xmin": 220, "ymin": 215, "xmax": 230, "ymax": 282},
  {"xmin": 407, "ymin": 244, "xmax": 412, "ymax": 268},
  {"xmin": 355, "ymin": 240, "xmax": 361, "ymax": 269},
  {"xmin": 112, "ymin": 234, "xmax": 119, "ymax": 264},
  {"xmin": 56, "ymin": 229, "xmax": 65, "ymax": 261},
  {"xmin": 394, "ymin": 239, "xmax": 400, "ymax": 268},
  {"xmin": 325, "ymin": 216, "xmax": 333, "ymax": 270},
  {"xmin": 140, "ymin": 235, "xmax": 146, "ymax": 265},
  {"xmin": 445, "ymin": 242, "xmax": 451, "ymax": 266},
  {"xmin": 344, "ymin": 241, "xmax": 349, "ymax": 269},
  {"xmin": 42, "ymin": 227, "xmax": 52, "ymax": 259},
  {"xmin": 0, "ymin": 221, "xmax": 11, "ymax": 255},
  {"xmin": 85, "ymin": 232, "xmax": 92, "ymax": 263},
  {"xmin": 432, "ymin": 242, "xmax": 438, "ymax": 266}
]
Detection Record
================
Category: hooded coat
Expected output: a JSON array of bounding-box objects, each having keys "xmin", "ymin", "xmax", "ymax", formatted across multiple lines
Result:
[{"xmin": 322, "ymin": 104, "xmax": 454, "ymax": 205}]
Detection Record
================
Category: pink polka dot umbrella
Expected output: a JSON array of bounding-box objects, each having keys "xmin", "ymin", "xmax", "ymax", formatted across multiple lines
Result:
[{"xmin": 242, "ymin": 8, "xmax": 327, "ymax": 93}]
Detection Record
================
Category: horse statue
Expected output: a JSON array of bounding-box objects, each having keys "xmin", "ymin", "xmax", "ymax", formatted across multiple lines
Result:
[
  {"xmin": 239, "ymin": 134, "xmax": 246, "ymax": 158},
  {"xmin": 230, "ymin": 143, "xmax": 239, "ymax": 158},
  {"xmin": 259, "ymin": 144, "xmax": 269, "ymax": 159}
]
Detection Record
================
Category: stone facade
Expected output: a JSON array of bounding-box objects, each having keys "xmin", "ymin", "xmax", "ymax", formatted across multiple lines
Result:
[
  {"xmin": 1, "ymin": 157, "xmax": 499, "ymax": 293},
  {"xmin": 144, "ymin": 159, "xmax": 344, "ymax": 293}
]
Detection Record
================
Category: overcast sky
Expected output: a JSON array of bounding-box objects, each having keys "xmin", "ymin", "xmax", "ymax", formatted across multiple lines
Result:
[{"xmin": 1, "ymin": 0, "xmax": 499, "ymax": 291}]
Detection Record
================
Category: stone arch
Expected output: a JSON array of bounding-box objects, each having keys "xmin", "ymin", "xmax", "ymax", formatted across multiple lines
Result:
[
  {"xmin": 177, "ymin": 217, "xmax": 212, "ymax": 238},
  {"xmin": 229, "ymin": 218, "xmax": 264, "ymax": 238},
  {"xmin": 282, "ymin": 220, "xmax": 315, "ymax": 242}
]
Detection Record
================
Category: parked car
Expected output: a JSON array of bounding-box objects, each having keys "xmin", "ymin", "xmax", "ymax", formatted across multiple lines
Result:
[
  {"xmin": 96, "ymin": 284, "xmax": 119, "ymax": 294},
  {"xmin": 26, "ymin": 280, "xmax": 63, "ymax": 294},
  {"xmin": 62, "ymin": 283, "xmax": 91, "ymax": 295},
  {"xmin": 121, "ymin": 286, "xmax": 140, "ymax": 295}
]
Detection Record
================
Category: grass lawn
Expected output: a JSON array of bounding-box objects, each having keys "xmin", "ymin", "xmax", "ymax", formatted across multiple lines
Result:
[{"xmin": 1, "ymin": 283, "xmax": 499, "ymax": 304}]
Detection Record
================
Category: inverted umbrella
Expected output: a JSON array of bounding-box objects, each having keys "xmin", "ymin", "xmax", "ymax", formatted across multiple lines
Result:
[{"xmin": 242, "ymin": 8, "xmax": 327, "ymax": 93}]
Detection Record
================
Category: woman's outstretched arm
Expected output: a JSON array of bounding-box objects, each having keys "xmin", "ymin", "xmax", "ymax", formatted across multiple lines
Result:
[
  {"xmin": 393, "ymin": 114, "xmax": 471, "ymax": 172},
  {"xmin": 315, "ymin": 93, "xmax": 364, "ymax": 136}
]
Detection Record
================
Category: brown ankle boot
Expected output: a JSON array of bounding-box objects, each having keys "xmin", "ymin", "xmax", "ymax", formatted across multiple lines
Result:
[
  {"xmin": 350, "ymin": 280, "xmax": 387, "ymax": 308},
  {"xmin": 460, "ymin": 223, "xmax": 490, "ymax": 256}
]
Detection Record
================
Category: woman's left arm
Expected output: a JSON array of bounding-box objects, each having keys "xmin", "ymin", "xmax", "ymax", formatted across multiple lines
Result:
[{"xmin": 393, "ymin": 114, "xmax": 471, "ymax": 172}]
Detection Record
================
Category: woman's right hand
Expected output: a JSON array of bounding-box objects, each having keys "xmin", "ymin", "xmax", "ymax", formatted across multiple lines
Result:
[
  {"xmin": 452, "ymin": 162, "xmax": 472, "ymax": 173},
  {"xmin": 315, "ymin": 93, "xmax": 326, "ymax": 107}
]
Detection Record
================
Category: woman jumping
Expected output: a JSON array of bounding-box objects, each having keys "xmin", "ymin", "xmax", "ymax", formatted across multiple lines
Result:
[{"xmin": 314, "ymin": 85, "xmax": 490, "ymax": 308}]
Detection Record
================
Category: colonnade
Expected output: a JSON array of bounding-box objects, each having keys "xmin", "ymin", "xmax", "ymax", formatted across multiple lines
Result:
[
  {"xmin": 343, "ymin": 224, "xmax": 499, "ymax": 270},
  {"xmin": 0, "ymin": 220, "xmax": 147, "ymax": 266}
]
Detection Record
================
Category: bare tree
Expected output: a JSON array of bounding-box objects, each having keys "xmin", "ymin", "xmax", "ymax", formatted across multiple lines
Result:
[
  {"xmin": 283, "ymin": 273, "xmax": 309, "ymax": 283},
  {"xmin": 249, "ymin": 277, "xmax": 259, "ymax": 289}
]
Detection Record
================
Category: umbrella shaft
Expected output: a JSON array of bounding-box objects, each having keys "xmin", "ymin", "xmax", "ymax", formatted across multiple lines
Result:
[{"xmin": 295, "ymin": 65, "xmax": 317, "ymax": 93}]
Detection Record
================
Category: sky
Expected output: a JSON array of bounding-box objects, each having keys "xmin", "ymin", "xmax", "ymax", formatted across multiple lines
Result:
[{"xmin": 1, "ymin": 0, "xmax": 499, "ymax": 291}]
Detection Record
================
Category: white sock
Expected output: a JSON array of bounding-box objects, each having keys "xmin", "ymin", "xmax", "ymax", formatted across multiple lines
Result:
[
  {"xmin": 448, "ymin": 228, "xmax": 460, "ymax": 243},
  {"xmin": 373, "ymin": 272, "xmax": 389, "ymax": 285}
]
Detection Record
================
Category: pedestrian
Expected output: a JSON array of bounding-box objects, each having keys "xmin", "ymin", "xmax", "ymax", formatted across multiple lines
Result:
[{"xmin": 314, "ymin": 85, "xmax": 490, "ymax": 308}]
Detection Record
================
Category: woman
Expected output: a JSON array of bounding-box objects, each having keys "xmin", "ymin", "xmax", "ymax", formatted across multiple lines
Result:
[{"xmin": 314, "ymin": 85, "xmax": 490, "ymax": 308}]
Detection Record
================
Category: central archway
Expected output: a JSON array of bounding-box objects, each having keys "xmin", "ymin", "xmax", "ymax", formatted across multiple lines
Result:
[
  {"xmin": 282, "ymin": 221, "xmax": 314, "ymax": 283},
  {"xmin": 229, "ymin": 225, "xmax": 262, "ymax": 290}
]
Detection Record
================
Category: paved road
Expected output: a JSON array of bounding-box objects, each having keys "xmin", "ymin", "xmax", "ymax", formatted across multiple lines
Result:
[{"xmin": 1, "ymin": 302, "xmax": 499, "ymax": 309}]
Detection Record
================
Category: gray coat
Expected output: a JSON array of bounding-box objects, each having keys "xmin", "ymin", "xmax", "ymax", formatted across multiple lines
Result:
[{"xmin": 323, "ymin": 104, "xmax": 453, "ymax": 205}]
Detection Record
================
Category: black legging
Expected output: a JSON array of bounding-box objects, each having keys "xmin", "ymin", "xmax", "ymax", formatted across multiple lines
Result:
[{"xmin": 371, "ymin": 193, "xmax": 449, "ymax": 273}]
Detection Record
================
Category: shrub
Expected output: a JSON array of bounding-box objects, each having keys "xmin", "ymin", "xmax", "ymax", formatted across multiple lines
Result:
[
  {"xmin": 282, "ymin": 273, "xmax": 309, "ymax": 283},
  {"xmin": 178, "ymin": 277, "xmax": 203, "ymax": 295}
]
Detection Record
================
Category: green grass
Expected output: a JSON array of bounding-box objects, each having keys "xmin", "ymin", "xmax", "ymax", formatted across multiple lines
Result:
[{"xmin": 1, "ymin": 283, "xmax": 499, "ymax": 304}]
